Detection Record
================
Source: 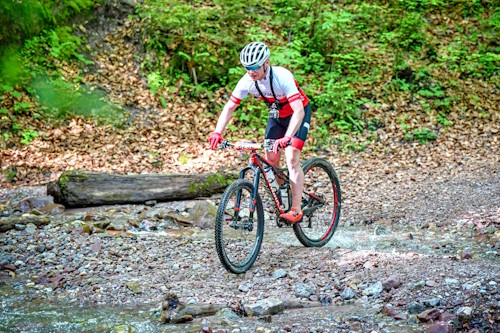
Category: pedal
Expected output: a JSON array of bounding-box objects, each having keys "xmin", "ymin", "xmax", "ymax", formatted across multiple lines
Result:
[{"xmin": 276, "ymin": 216, "xmax": 293, "ymax": 228}]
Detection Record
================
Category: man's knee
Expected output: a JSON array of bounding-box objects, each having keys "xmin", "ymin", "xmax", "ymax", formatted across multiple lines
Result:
[{"xmin": 285, "ymin": 147, "xmax": 301, "ymax": 170}]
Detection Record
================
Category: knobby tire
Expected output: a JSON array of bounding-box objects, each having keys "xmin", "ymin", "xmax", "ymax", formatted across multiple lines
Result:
[
  {"xmin": 215, "ymin": 179, "xmax": 264, "ymax": 274},
  {"xmin": 293, "ymin": 158, "xmax": 341, "ymax": 247}
]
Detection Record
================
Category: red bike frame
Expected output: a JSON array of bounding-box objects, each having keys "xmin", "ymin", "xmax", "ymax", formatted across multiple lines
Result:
[{"xmin": 222, "ymin": 141, "xmax": 289, "ymax": 218}]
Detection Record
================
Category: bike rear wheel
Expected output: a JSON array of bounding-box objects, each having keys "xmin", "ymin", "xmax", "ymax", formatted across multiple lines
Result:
[
  {"xmin": 293, "ymin": 158, "xmax": 341, "ymax": 247},
  {"xmin": 215, "ymin": 179, "xmax": 264, "ymax": 273}
]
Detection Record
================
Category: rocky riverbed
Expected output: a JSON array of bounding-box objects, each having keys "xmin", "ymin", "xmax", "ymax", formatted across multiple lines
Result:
[{"xmin": 1, "ymin": 157, "xmax": 499, "ymax": 333}]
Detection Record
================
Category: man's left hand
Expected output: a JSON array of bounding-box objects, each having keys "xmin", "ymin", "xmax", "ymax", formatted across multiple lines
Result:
[{"xmin": 273, "ymin": 136, "xmax": 291, "ymax": 153}]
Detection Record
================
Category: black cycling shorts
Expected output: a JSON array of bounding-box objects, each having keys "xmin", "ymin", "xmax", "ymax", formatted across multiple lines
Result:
[{"xmin": 264, "ymin": 102, "xmax": 311, "ymax": 150}]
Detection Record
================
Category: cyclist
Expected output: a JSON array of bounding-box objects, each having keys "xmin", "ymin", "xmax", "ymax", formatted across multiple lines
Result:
[{"xmin": 208, "ymin": 41, "xmax": 311, "ymax": 224}]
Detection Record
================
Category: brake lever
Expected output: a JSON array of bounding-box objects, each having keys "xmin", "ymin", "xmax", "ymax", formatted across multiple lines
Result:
[{"xmin": 218, "ymin": 140, "xmax": 230, "ymax": 149}]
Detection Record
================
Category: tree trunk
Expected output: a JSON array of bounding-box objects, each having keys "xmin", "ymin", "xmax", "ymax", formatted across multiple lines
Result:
[{"xmin": 47, "ymin": 170, "xmax": 235, "ymax": 208}]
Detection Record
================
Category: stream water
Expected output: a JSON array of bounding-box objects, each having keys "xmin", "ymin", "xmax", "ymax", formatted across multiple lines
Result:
[
  {"xmin": 1, "ymin": 283, "xmax": 159, "ymax": 332},
  {"xmin": 0, "ymin": 279, "xmax": 404, "ymax": 333},
  {"xmin": 1, "ymin": 281, "xmax": 424, "ymax": 333}
]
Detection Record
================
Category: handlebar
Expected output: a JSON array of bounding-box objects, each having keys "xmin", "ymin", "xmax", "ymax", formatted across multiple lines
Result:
[
  {"xmin": 219, "ymin": 140, "xmax": 263, "ymax": 151},
  {"xmin": 219, "ymin": 139, "xmax": 291, "ymax": 151}
]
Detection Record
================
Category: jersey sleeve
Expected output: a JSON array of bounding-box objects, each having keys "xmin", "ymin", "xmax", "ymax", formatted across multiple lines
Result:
[
  {"xmin": 279, "ymin": 68, "xmax": 301, "ymax": 103},
  {"xmin": 229, "ymin": 75, "xmax": 250, "ymax": 105}
]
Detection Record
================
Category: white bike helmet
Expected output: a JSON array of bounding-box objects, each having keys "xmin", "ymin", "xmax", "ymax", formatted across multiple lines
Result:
[{"xmin": 240, "ymin": 42, "xmax": 270, "ymax": 67}]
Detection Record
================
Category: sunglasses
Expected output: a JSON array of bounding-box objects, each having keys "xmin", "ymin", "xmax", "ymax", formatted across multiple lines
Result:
[{"xmin": 245, "ymin": 64, "xmax": 262, "ymax": 71}]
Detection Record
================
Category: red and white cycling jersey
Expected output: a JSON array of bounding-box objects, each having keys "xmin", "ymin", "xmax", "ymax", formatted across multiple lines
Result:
[{"xmin": 229, "ymin": 66, "xmax": 309, "ymax": 118}]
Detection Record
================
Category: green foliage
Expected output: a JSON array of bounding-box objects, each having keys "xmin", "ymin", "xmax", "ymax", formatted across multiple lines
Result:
[
  {"xmin": 179, "ymin": 152, "xmax": 190, "ymax": 165},
  {"xmin": 331, "ymin": 133, "xmax": 369, "ymax": 153},
  {"xmin": 381, "ymin": 11, "xmax": 428, "ymax": 52},
  {"xmin": 271, "ymin": 41, "xmax": 304, "ymax": 70},
  {"xmin": 434, "ymin": 96, "xmax": 455, "ymax": 112},
  {"xmin": 3, "ymin": 168, "xmax": 17, "ymax": 181},
  {"xmin": 22, "ymin": 26, "xmax": 91, "ymax": 71},
  {"xmin": 399, "ymin": 0, "xmax": 446, "ymax": 13},
  {"xmin": 351, "ymin": 3, "xmax": 385, "ymax": 33},
  {"xmin": 0, "ymin": 48, "xmax": 27, "ymax": 88},
  {"xmin": 458, "ymin": 0, "xmax": 485, "ymax": 17},
  {"xmin": 417, "ymin": 86, "xmax": 444, "ymax": 98},
  {"xmin": 147, "ymin": 71, "xmax": 165, "ymax": 94},
  {"xmin": 330, "ymin": 49, "xmax": 367, "ymax": 75},
  {"xmin": 484, "ymin": 7, "xmax": 500, "ymax": 32},
  {"xmin": 436, "ymin": 113, "xmax": 453, "ymax": 126},
  {"xmin": 316, "ymin": 9, "xmax": 355, "ymax": 54},
  {"xmin": 398, "ymin": 114, "xmax": 411, "ymax": 133},
  {"xmin": 20, "ymin": 128, "xmax": 40, "ymax": 145},
  {"xmin": 387, "ymin": 78, "xmax": 413, "ymax": 92},
  {"xmin": 234, "ymin": 99, "xmax": 268, "ymax": 134},
  {"xmin": 137, "ymin": 0, "xmax": 249, "ymax": 88},
  {"xmin": 13, "ymin": 101, "xmax": 31, "ymax": 114},
  {"xmin": 471, "ymin": 52, "xmax": 500, "ymax": 78},
  {"xmin": 0, "ymin": 1, "xmax": 104, "ymax": 144},
  {"xmin": 0, "ymin": 0, "xmax": 94, "ymax": 46},
  {"xmin": 311, "ymin": 71, "xmax": 363, "ymax": 134},
  {"xmin": 31, "ymin": 76, "xmax": 125, "ymax": 125},
  {"xmin": 227, "ymin": 66, "xmax": 246, "ymax": 88},
  {"xmin": 406, "ymin": 128, "xmax": 437, "ymax": 143}
]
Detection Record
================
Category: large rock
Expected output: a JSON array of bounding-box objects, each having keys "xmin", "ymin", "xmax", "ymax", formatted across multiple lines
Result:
[
  {"xmin": 188, "ymin": 201, "xmax": 218, "ymax": 229},
  {"xmin": 126, "ymin": 281, "xmax": 141, "ymax": 294},
  {"xmin": 214, "ymin": 308, "xmax": 240, "ymax": 324},
  {"xmin": 244, "ymin": 299, "xmax": 284, "ymax": 317},
  {"xmin": 0, "ymin": 214, "xmax": 50, "ymax": 232},
  {"xmin": 408, "ymin": 302, "xmax": 425, "ymax": 314},
  {"xmin": 382, "ymin": 275, "xmax": 401, "ymax": 291},
  {"xmin": 19, "ymin": 196, "xmax": 54, "ymax": 212},
  {"xmin": 176, "ymin": 304, "xmax": 225, "ymax": 318},
  {"xmin": 112, "ymin": 325, "xmax": 136, "ymax": 333},
  {"xmin": 294, "ymin": 283, "xmax": 316, "ymax": 298},
  {"xmin": 456, "ymin": 306, "xmax": 473, "ymax": 323},
  {"xmin": 363, "ymin": 281, "xmax": 383, "ymax": 296},
  {"xmin": 417, "ymin": 308, "xmax": 441, "ymax": 322},
  {"xmin": 426, "ymin": 321, "xmax": 454, "ymax": 333},
  {"xmin": 272, "ymin": 269, "xmax": 288, "ymax": 279},
  {"xmin": 341, "ymin": 287, "xmax": 357, "ymax": 300},
  {"xmin": 160, "ymin": 292, "xmax": 195, "ymax": 324},
  {"xmin": 423, "ymin": 298, "xmax": 441, "ymax": 307}
]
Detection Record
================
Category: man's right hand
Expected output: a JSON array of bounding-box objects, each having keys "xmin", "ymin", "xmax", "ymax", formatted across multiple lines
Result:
[{"xmin": 208, "ymin": 132, "xmax": 223, "ymax": 150}]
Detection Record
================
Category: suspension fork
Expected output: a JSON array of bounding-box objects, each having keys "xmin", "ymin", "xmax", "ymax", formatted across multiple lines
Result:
[{"xmin": 233, "ymin": 165, "xmax": 260, "ymax": 223}]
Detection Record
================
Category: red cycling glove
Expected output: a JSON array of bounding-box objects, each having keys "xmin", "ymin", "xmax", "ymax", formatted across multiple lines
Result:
[
  {"xmin": 208, "ymin": 132, "xmax": 223, "ymax": 150},
  {"xmin": 273, "ymin": 136, "xmax": 292, "ymax": 153}
]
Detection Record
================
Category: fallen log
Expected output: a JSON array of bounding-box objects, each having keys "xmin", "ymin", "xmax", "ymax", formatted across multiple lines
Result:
[{"xmin": 47, "ymin": 170, "xmax": 236, "ymax": 208}]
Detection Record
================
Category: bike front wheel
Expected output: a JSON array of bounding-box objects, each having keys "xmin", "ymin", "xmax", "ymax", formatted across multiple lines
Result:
[
  {"xmin": 293, "ymin": 158, "xmax": 341, "ymax": 247},
  {"xmin": 215, "ymin": 179, "xmax": 264, "ymax": 274}
]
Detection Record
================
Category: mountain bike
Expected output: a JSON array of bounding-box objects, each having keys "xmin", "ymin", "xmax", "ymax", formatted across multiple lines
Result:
[{"xmin": 214, "ymin": 140, "xmax": 341, "ymax": 274}]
